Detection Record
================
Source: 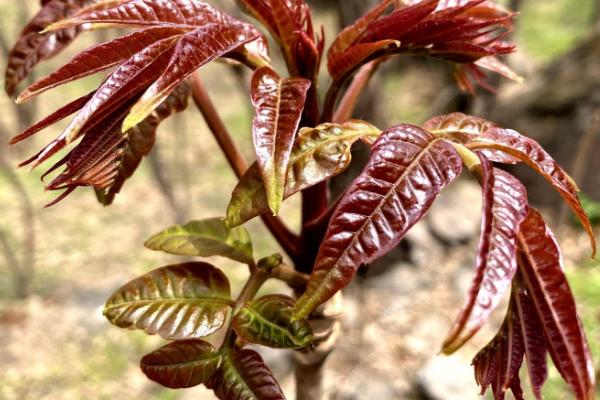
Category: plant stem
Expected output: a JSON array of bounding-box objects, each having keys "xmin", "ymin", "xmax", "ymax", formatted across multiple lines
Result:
[
  {"xmin": 333, "ymin": 60, "xmax": 381, "ymax": 123},
  {"xmin": 189, "ymin": 73, "xmax": 300, "ymax": 259}
]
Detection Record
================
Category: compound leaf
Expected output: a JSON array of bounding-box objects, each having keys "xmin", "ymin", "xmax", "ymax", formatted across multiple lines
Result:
[
  {"xmin": 16, "ymin": 26, "xmax": 185, "ymax": 103},
  {"xmin": 293, "ymin": 125, "xmax": 463, "ymax": 320},
  {"xmin": 443, "ymin": 156, "xmax": 528, "ymax": 353},
  {"xmin": 104, "ymin": 262, "xmax": 233, "ymax": 340},
  {"xmin": 145, "ymin": 218, "xmax": 254, "ymax": 266},
  {"xmin": 232, "ymin": 295, "xmax": 312, "ymax": 349},
  {"xmin": 141, "ymin": 340, "xmax": 221, "ymax": 389}
]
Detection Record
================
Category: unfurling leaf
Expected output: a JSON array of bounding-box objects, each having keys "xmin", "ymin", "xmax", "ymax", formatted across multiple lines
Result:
[
  {"xmin": 209, "ymin": 347, "xmax": 285, "ymax": 400},
  {"xmin": 468, "ymin": 127, "xmax": 596, "ymax": 256},
  {"xmin": 232, "ymin": 295, "xmax": 312, "ymax": 349},
  {"xmin": 443, "ymin": 156, "xmax": 528, "ymax": 353},
  {"xmin": 251, "ymin": 66, "xmax": 310, "ymax": 214},
  {"xmin": 293, "ymin": 125, "xmax": 463, "ymax": 320},
  {"xmin": 517, "ymin": 209, "xmax": 595, "ymax": 400},
  {"xmin": 327, "ymin": 0, "xmax": 517, "ymax": 90},
  {"xmin": 140, "ymin": 340, "xmax": 221, "ymax": 389},
  {"xmin": 472, "ymin": 297, "xmax": 524, "ymax": 400},
  {"xmin": 145, "ymin": 218, "xmax": 254, "ymax": 266},
  {"xmin": 227, "ymin": 120, "xmax": 381, "ymax": 227},
  {"xmin": 4, "ymin": 0, "xmax": 94, "ymax": 96},
  {"xmin": 104, "ymin": 262, "xmax": 233, "ymax": 340}
]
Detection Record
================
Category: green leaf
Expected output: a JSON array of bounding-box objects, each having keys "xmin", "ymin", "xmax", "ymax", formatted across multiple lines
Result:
[
  {"xmin": 104, "ymin": 262, "xmax": 233, "ymax": 340},
  {"xmin": 232, "ymin": 295, "xmax": 313, "ymax": 349},
  {"xmin": 227, "ymin": 120, "xmax": 381, "ymax": 227},
  {"xmin": 210, "ymin": 347, "xmax": 285, "ymax": 400},
  {"xmin": 140, "ymin": 340, "xmax": 221, "ymax": 389},
  {"xmin": 145, "ymin": 218, "xmax": 254, "ymax": 266}
]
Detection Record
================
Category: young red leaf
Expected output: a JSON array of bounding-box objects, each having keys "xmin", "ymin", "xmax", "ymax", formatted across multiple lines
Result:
[
  {"xmin": 16, "ymin": 26, "xmax": 185, "ymax": 103},
  {"xmin": 472, "ymin": 300, "xmax": 524, "ymax": 400},
  {"xmin": 140, "ymin": 340, "xmax": 221, "ymax": 389},
  {"xmin": 250, "ymin": 66, "xmax": 310, "ymax": 214},
  {"xmin": 60, "ymin": 35, "xmax": 179, "ymax": 147},
  {"xmin": 468, "ymin": 128, "xmax": 596, "ymax": 256},
  {"xmin": 329, "ymin": 0, "xmax": 394, "ymax": 56},
  {"xmin": 227, "ymin": 120, "xmax": 381, "ymax": 226},
  {"xmin": 99, "ymin": 81, "xmax": 191, "ymax": 204},
  {"xmin": 10, "ymin": 91, "xmax": 94, "ymax": 145},
  {"xmin": 4, "ymin": 0, "xmax": 94, "ymax": 96},
  {"xmin": 443, "ymin": 156, "xmax": 528, "ymax": 353},
  {"xmin": 293, "ymin": 125, "xmax": 462, "ymax": 320},
  {"xmin": 513, "ymin": 281, "xmax": 548, "ymax": 400},
  {"xmin": 45, "ymin": 0, "xmax": 227, "ymax": 30},
  {"xmin": 518, "ymin": 209, "xmax": 595, "ymax": 400},
  {"xmin": 209, "ymin": 347, "xmax": 285, "ymax": 400}
]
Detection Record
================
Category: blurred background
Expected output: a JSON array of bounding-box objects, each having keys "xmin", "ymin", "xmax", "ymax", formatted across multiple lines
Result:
[{"xmin": 0, "ymin": 0, "xmax": 599, "ymax": 399}]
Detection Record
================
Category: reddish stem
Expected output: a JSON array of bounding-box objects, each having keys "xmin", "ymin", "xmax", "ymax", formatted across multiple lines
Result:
[
  {"xmin": 189, "ymin": 73, "xmax": 300, "ymax": 259},
  {"xmin": 333, "ymin": 60, "xmax": 382, "ymax": 123}
]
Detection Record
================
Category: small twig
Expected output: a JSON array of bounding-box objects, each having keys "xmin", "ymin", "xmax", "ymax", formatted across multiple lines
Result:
[
  {"xmin": 189, "ymin": 73, "xmax": 301, "ymax": 259},
  {"xmin": 333, "ymin": 60, "xmax": 382, "ymax": 123},
  {"xmin": 271, "ymin": 263, "xmax": 309, "ymax": 291}
]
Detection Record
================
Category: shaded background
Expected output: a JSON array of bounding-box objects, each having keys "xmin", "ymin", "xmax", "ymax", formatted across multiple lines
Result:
[{"xmin": 0, "ymin": 0, "xmax": 599, "ymax": 399}]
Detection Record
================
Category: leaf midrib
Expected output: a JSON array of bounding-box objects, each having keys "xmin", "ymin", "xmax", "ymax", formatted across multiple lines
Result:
[{"xmin": 303, "ymin": 137, "xmax": 443, "ymax": 313}]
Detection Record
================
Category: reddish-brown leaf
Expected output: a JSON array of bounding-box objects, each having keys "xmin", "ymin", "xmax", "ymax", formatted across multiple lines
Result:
[
  {"xmin": 467, "ymin": 128, "xmax": 596, "ymax": 256},
  {"xmin": 250, "ymin": 66, "xmax": 310, "ymax": 214},
  {"xmin": 329, "ymin": 0, "xmax": 394, "ymax": 56},
  {"xmin": 293, "ymin": 125, "xmax": 462, "ymax": 319},
  {"xmin": 209, "ymin": 347, "xmax": 285, "ymax": 400},
  {"xmin": 4, "ymin": 0, "xmax": 94, "ymax": 96},
  {"xmin": 17, "ymin": 26, "xmax": 185, "ymax": 103},
  {"xmin": 124, "ymin": 23, "xmax": 260, "ymax": 132},
  {"xmin": 10, "ymin": 91, "xmax": 94, "ymax": 145},
  {"xmin": 443, "ymin": 156, "xmax": 528, "ymax": 353},
  {"xmin": 46, "ymin": 0, "xmax": 227, "ymax": 30},
  {"xmin": 513, "ymin": 280, "xmax": 548, "ymax": 400},
  {"xmin": 518, "ymin": 209, "xmax": 595, "ymax": 400},
  {"xmin": 328, "ymin": 40, "xmax": 398, "ymax": 82},
  {"xmin": 140, "ymin": 340, "xmax": 221, "ymax": 389},
  {"xmin": 99, "ymin": 81, "xmax": 191, "ymax": 204},
  {"xmin": 473, "ymin": 300, "xmax": 524, "ymax": 400}
]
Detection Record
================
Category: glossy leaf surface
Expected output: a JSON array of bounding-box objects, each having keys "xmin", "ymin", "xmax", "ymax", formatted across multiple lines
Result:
[
  {"xmin": 104, "ymin": 262, "xmax": 233, "ymax": 340},
  {"xmin": 251, "ymin": 66, "xmax": 310, "ymax": 214},
  {"xmin": 232, "ymin": 295, "xmax": 313, "ymax": 349},
  {"xmin": 443, "ymin": 156, "xmax": 528, "ymax": 353},
  {"xmin": 141, "ymin": 340, "xmax": 221, "ymax": 389},
  {"xmin": 210, "ymin": 347, "xmax": 285, "ymax": 400},
  {"xmin": 518, "ymin": 209, "xmax": 595, "ymax": 400},
  {"xmin": 17, "ymin": 26, "xmax": 185, "ymax": 103},
  {"xmin": 227, "ymin": 120, "xmax": 381, "ymax": 227},
  {"xmin": 468, "ymin": 127, "xmax": 596, "ymax": 256},
  {"xmin": 145, "ymin": 218, "xmax": 254, "ymax": 266},
  {"xmin": 294, "ymin": 125, "xmax": 463, "ymax": 319},
  {"xmin": 5, "ymin": 0, "xmax": 94, "ymax": 96},
  {"xmin": 124, "ymin": 23, "xmax": 259, "ymax": 131}
]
